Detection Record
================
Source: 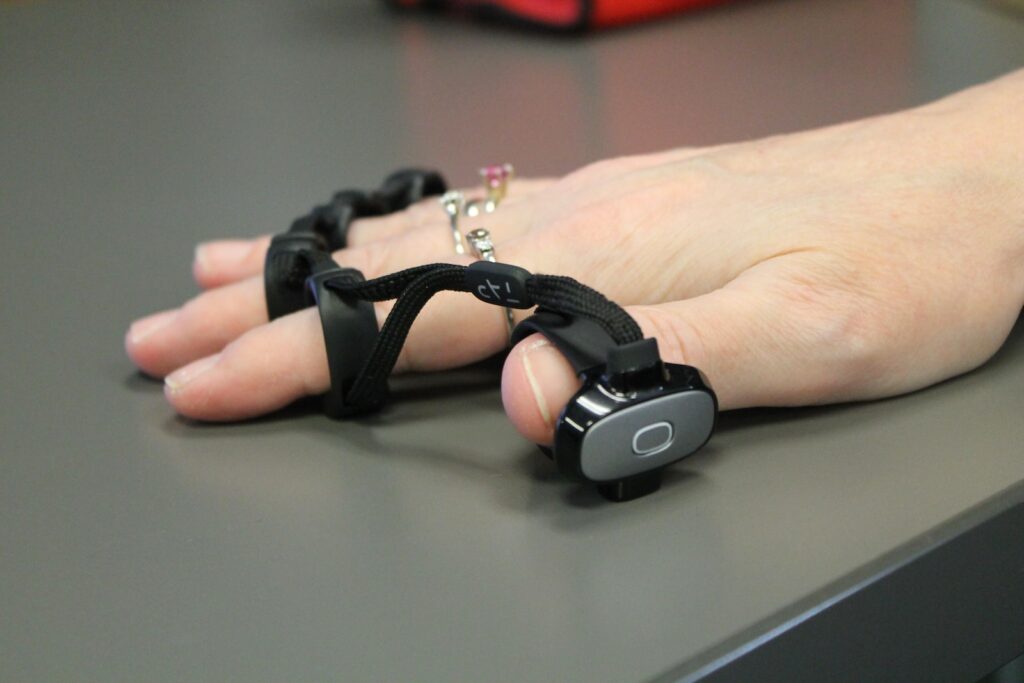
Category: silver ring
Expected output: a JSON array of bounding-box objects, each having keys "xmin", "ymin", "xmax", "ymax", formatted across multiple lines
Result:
[
  {"xmin": 466, "ymin": 228, "xmax": 515, "ymax": 337},
  {"xmin": 440, "ymin": 191, "xmax": 466, "ymax": 255},
  {"xmin": 466, "ymin": 228, "xmax": 496, "ymax": 262},
  {"xmin": 463, "ymin": 197, "xmax": 497, "ymax": 218}
]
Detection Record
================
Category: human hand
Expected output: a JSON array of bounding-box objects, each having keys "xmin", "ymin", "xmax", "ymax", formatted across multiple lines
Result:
[{"xmin": 126, "ymin": 71, "xmax": 1024, "ymax": 446}]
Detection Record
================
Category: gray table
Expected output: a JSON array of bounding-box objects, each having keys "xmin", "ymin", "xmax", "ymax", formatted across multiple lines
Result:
[{"xmin": 2, "ymin": 1, "xmax": 1023, "ymax": 681}]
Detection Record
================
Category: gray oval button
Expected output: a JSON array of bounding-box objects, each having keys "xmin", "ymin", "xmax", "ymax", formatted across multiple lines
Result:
[
  {"xmin": 632, "ymin": 421, "xmax": 674, "ymax": 456},
  {"xmin": 579, "ymin": 391, "xmax": 714, "ymax": 481}
]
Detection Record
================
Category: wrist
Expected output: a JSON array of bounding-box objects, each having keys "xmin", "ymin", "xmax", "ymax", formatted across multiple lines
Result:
[
  {"xmin": 921, "ymin": 71, "xmax": 1024, "ymax": 296},
  {"xmin": 975, "ymin": 72, "xmax": 1024, "ymax": 301}
]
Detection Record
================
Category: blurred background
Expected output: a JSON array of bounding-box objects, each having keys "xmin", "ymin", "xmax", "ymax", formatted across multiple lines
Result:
[{"xmin": 4, "ymin": 0, "xmax": 1023, "ymax": 317}]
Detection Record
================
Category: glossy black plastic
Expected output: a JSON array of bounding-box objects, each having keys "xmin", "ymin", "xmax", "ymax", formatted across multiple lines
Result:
[{"xmin": 552, "ymin": 362, "xmax": 718, "ymax": 486}]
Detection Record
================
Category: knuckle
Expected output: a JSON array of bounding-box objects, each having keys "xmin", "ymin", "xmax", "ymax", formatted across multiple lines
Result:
[
  {"xmin": 217, "ymin": 330, "xmax": 249, "ymax": 366},
  {"xmin": 360, "ymin": 240, "xmax": 390, "ymax": 278},
  {"xmin": 408, "ymin": 199, "xmax": 438, "ymax": 227},
  {"xmin": 178, "ymin": 293, "xmax": 209, "ymax": 328},
  {"xmin": 561, "ymin": 158, "xmax": 623, "ymax": 186},
  {"xmin": 248, "ymin": 237, "xmax": 271, "ymax": 265},
  {"xmin": 771, "ymin": 258, "xmax": 892, "ymax": 395}
]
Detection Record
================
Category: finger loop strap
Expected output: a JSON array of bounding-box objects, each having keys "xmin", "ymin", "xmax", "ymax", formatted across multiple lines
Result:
[
  {"xmin": 307, "ymin": 261, "xmax": 382, "ymax": 417},
  {"xmin": 338, "ymin": 264, "xmax": 468, "ymax": 410},
  {"xmin": 323, "ymin": 261, "xmax": 642, "ymax": 414},
  {"xmin": 509, "ymin": 310, "xmax": 619, "ymax": 374}
]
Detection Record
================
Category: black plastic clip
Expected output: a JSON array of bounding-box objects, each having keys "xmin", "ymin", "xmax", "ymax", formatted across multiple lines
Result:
[{"xmin": 466, "ymin": 261, "xmax": 534, "ymax": 309}]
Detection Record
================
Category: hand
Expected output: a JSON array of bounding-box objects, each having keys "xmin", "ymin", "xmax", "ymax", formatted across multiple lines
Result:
[{"xmin": 126, "ymin": 71, "xmax": 1024, "ymax": 445}]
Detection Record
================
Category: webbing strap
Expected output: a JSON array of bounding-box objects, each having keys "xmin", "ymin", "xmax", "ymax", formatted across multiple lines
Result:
[
  {"xmin": 322, "ymin": 262, "xmax": 642, "ymax": 413},
  {"xmin": 287, "ymin": 169, "xmax": 448, "ymax": 251}
]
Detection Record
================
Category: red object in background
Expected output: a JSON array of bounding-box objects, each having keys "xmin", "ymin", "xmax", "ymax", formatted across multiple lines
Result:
[{"xmin": 387, "ymin": 0, "xmax": 735, "ymax": 31}]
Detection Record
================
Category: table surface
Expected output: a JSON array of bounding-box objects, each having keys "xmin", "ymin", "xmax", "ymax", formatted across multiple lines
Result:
[{"xmin": 2, "ymin": 1, "xmax": 1023, "ymax": 681}]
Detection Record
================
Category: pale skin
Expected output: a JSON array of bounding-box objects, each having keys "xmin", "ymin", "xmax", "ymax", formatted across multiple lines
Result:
[{"xmin": 126, "ymin": 69, "xmax": 1024, "ymax": 446}]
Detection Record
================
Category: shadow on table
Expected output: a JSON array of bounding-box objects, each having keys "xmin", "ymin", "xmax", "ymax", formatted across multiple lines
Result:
[{"xmin": 126, "ymin": 314, "xmax": 1024, "ymax": 519}]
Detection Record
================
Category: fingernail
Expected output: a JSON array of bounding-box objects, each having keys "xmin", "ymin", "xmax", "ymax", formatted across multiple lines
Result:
[
  {"xmin": 128, "ymin": 309, "xmax": 178, "ymax": 345},
  {"xmin": 165, "ymin": 354, "xmax": 220, "ymax": 393},
  {"xmin": 195, "ymin": 240, "xmax": 252, "ymax": 272},
  {"xmin": 520, "ymin": 338, "xmax": 559, "ymax": 431}
]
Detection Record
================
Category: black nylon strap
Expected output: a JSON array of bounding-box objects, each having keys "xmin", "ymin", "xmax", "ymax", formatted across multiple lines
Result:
[
  {"xmin": 327, "ymin": 263, "xmax": 457, "ymax": 302},
  {"xmin": 322, "ymin": 262, "xmax": 642, "ymax": 415},
  {"xmin": 526, "ymin": 274, "xmax": 642, "ymax": 345},
  {"xmin": 373, "ymin": 168, "xmax": 447, "ymax": 213},
  {"xmin": 265, "ymin": 168, "xmax": 449, "ymax": 321},
  {"xmin": 294, "ymin": 170, "xmax": 448, "ymax": 251},
  {"xmin": 317, "ymin": 191, "xmax": 382, "ymax": 250},
  {"xmin": 339, "ymin": 265, "xmax": 468, "ymax": 409}
]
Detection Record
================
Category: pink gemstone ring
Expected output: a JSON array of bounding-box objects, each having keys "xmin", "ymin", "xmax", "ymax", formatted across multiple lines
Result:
[
  {"xmin": 481, "ymin": 163, "xmax": 514, "ymax": 203},
  {"xmin": 465, "ymin": 163, "xmax": 515, "ymax": 217}
]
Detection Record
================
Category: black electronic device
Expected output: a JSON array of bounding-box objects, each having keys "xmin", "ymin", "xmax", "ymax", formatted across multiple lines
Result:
[
  {"xmin": 316, "ymin": 261, "xmax": 718, "ymax": 502},
  {"xmin": 511, "ymin": 311, "xmax": 716, "ymax": 501}
]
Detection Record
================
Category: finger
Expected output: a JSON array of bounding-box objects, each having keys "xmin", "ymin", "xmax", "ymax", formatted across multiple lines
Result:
[
  {"xmin": 162, "ymin": 309, "xmax": 329, "ymax": 421},
  {"xmin": 501, "ymin": 258, "xmax": 854, "ymax": 445},
  {"xmin": 192, "ymin": 235, "xmax": 272, "ymax": 289},
  {"xmin": 126, "ymin": 277, "xmax": 270, "ymax": 379},
  {"xmin": 168, "ymin": 242, "xmax": 793, "ymax": 424},
  {"xmin": 150, "ymin": 144, "xmax": 776, "ymax": 384},
  {"xmin": 163, "ymin": 289, "xmax": 512, "ymax": 421},
  {"xmin": 192, "ymin": 178, "xmax": 555, "ymax": 289},
  {"xmin": 129, "ymin": 221, "xmax": 493, "ymax": 378}
]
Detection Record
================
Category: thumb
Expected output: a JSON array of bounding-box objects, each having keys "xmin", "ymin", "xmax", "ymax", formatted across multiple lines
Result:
[{"xmin": 501, "ymin": 265, "xmax": 840, "ymax": 445}]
